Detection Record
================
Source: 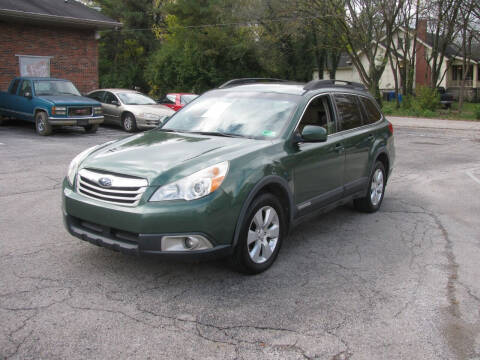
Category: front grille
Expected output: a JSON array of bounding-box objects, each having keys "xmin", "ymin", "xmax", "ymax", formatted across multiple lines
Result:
[
  {"xmin": 69, "ymin": 106, "xmax": 92, "ymax": 117},
  {"xmin": 77, "ymin": 169, "xmax": 148, "ymax": 207}
]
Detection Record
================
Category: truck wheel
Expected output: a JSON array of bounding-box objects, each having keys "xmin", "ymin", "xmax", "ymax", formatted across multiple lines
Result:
[
  {"xmin": 35, "ymin": 111, "xmax": 52, "ymax": 136},
  {"xmin": 230, "ymin": 193, "xmax": 285, "ymax": 274},
  {"xmin": 122, "ymin": 113, "xmax": 137, "ymax": 132},
  {"xmin": 84, "ymin": 124, "xmax": 99, "ymax": 134}
]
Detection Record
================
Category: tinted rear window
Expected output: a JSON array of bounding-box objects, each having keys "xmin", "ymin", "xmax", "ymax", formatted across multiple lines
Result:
[
  {"xmin": 334, "ymin": 94, "xmax": 363, "ymax": 131},
  {"xmin": 359, "ymin": 96, "xmax": 382, "ymax": 124}
]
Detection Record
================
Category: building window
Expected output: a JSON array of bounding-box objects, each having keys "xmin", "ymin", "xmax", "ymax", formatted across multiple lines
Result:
[
  {"xmin": 16, "ymin": 55, "xmax": 52, "ymax": 77},
  {"xmin": 452, "ymin": 65, "xmax": 473, "ymax": 81}
]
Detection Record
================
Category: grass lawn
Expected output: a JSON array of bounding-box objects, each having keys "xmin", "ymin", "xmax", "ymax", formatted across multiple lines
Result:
[{"xmin": 382, "ymin": 101, "xmax": 480, "ymax": 121}]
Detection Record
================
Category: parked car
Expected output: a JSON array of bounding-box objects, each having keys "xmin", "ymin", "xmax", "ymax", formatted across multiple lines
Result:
[
  {"xmin": 63, "ymin": 78, "xmax": 395, "ymax": 274},
  {"xmin": 87, "ymin": 89, "xmax": 174, "ymax": 132},
  {"xmin": 157, "ymin": 93, "xmax": 198, "ymax": 111},
  {"xmin": 0, "ymin": 77, "xmax": 103, "ymax": 135},
  {"xmin": 437, "ymin": 87, "xmax": 453, "ymax": 109}
]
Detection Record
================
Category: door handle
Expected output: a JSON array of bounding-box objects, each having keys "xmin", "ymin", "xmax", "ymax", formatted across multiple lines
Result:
[{"xmin": 367, "ymin": 134, "xmax": 374, "ymax": 141}]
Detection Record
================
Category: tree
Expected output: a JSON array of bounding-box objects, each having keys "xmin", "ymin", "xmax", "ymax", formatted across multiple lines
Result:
[
  {"xmin": 145, "ymin": 0, "xmax": 264, "ymax": 95},
  {"xmin": 93, "ymin": 0, "xmax": 166, "ymax": 90},
  {"xmin": 424, "ymin": 0, "xmax": 462, "ymax": 88}
]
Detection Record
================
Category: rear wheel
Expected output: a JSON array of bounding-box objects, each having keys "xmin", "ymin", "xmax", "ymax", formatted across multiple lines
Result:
[
  {"xmin": 35, "ymin": 111, "xmax": 52, "ymax": 136},
  {"xmin": 230, "ymin": 193, "xmax": 285, "ymax": 274},
  {"xmin": 122, "ymin": 113, "xmax": 137, "ymax": 132},
  {"xmin": 83, "ymin": 124, "xmax": 99, "ymax": 133},
  {"xmin": 354, "ymin": 161, "xmax": 386, "ymax": 213}
]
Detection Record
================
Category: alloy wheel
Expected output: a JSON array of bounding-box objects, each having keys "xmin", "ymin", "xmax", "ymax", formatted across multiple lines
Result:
[
  {"xmin": 370, "ymin": 169, "xmax": 384, "ymax": 206},
  {"xmin": 247, "ymin": 206, "xmax": 280, "ymax": 264}
]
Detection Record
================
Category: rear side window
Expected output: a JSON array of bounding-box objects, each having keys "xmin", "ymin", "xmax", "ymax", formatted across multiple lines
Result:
[
  {"xmin": 10, "ymin": 80, "xmax": 20, "ymax": 94},
  {"xmin": 359, "ymin": 96, "xmax": 382, "ymax": 124},
  {"xmin": 334, "ymin": 94, "xmax": 363, "ymax": 131}
]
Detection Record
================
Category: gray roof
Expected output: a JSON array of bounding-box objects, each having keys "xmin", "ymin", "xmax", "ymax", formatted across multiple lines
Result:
[{"xmin": 0, "ymin": 0, "xmax": 121, "ymax": 29}]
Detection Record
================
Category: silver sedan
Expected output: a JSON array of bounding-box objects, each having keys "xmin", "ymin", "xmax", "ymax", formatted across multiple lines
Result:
[{"xmin": 86, "ymin": 89, "xmax": 174, "ymax": 132}]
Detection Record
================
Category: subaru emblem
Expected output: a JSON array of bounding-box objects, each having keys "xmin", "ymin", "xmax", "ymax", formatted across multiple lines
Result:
[{"xmin": 98, "ymin": 177, "xmax": 112, "ymax": 187}]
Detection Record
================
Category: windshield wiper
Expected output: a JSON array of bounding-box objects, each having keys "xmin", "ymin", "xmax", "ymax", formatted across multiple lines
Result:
[{"xmin": 189, "ymin": 131, "xmax": 245, "ymax": 138}]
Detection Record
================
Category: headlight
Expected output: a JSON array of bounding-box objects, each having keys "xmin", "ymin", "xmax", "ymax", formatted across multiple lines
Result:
[
  {"xmin": 140, "ymin": 113, "xmax": 161, "ymax": 120},
  {"xmin": 94, "ymin": 106, "xmax": 103, "ymax": 115},
  {"xmin": 66, "ymin": 141, "xmax": 115, "ymax": 186},
  {"xmin": 150, "ymin": 161, "xmax": 229, "ymax": 201},
  {"xmin": 52, "ymin": 106, "xmax": 67, "ymax": 115}
]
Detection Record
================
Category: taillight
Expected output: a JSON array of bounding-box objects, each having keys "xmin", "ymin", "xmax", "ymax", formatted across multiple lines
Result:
[{"xmin": 388, "ymin": 122, "xmax": 393, "ymax": 134}]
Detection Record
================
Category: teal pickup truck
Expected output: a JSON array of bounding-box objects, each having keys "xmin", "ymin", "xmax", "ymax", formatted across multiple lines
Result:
[{"xmin": 0, "ymin": 77, "xmax": 104, "ymax": 136}]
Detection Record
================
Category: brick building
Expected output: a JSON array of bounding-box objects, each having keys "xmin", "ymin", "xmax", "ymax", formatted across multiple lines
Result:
[{"xmin": 0, "ymin": 0, "xmax": 121, "ymax": 93}]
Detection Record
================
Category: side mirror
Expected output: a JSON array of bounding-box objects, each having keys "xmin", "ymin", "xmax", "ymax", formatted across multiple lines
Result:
[
  {"xmin": 111, "ymin": 100, "xmax": 120, "ymax": 106},
  {"xmin": 300, "ymin": 125, "xmax": 327, "ymax": 142},
  {"xmin": 24, "ymin": 92, "xmax": 32, "ymax": 99}
]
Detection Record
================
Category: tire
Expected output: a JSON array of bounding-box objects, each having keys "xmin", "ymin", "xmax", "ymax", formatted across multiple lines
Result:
[
  {"xmin": 122, "ymin": 113, "xmax": 137, "ymax": 132},
  {"xmin": 83, "ymin": 124, "xmax": 99, "ymax": 133},
  {"xmin": 354, "ymin": 161, "xmax": 386, "ymax": 213},
  {"xmin": 35, "ymin": 111, "xmax": 52, "ymax": 136},
  {"xmin": 230, "ymin": 193, "xmax": 285, "ymax": 274}
]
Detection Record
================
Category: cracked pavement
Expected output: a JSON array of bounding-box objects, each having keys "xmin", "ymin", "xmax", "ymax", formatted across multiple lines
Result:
[{"xmin": 1, "ymin": 120, "xmax": 479, "ymax": 359}]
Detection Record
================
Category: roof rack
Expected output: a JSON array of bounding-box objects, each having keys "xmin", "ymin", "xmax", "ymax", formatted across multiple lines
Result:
[
  {"xmin": 303, "ymin": 79, "xmax": 367, "ymax": 91},
  {"xmin": 218, "ymin": 78, "xmax": 290, "ymax": 89}
]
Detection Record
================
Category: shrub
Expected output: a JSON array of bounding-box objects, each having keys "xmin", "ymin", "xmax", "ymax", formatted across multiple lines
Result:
[
  {"xmin": 413, "ymin": 86, "xmax": 440, "ymax": 112},
  {"xmin": 475, "ymin": 105, "xmax": 480, "ymax": 120}
]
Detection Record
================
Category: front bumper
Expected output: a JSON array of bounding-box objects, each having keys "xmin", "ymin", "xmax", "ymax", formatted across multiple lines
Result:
[
  {"xmin": 136, "ymin": 117, "xmax": 162, "ymax": 129},
  {"xmin": 49, "ymin": 116, "xmax": 104, "ymax": 126},
  {"xmin": 62, "ymin": 180, "xmax": 239, "ymax": 259},
  {"xmin": 64, "ymin": 213, "xmax": 232, "ymax": 260}
]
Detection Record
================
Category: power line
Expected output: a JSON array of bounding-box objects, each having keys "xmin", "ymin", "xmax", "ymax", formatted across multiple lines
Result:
[{"xmin": 99, "ymin": 14, "xmax": 335, "ymax": 32}]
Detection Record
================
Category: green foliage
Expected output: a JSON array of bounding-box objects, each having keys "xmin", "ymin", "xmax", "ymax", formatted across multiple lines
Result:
[
  {"xmin": 475, "ymin": 105, "xmax": 480, "ymax": 120},
  {"xmin": 412, "ymin": 86, "xmax": 440, "ymax": 112},
  {"xmin": 145, "ymin": 0, "xmax": 265, "ymax": 95},
  {"xmin": 95, "ymin": 0, "xmax": 164, "ymax": 91}
]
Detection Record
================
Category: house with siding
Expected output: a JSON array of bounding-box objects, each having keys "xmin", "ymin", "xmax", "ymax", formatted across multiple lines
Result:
[
  {"xmin": 0, "ymin": 0, "xmax": 121, "ymax": 93},
  {"xmin": 314, "ymin": 20, "xmax": 480, "ymax": 101}
]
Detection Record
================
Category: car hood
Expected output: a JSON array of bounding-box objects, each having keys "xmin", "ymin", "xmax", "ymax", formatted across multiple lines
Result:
[
  {"xmin": 123, "ymin": 104, "xmax": 174, "ymax": 115},
  {"xmin": 40, "ymin": 95, "xmax": 100, "ymax": 106},
  {"xmin": 81, "ymin": 130, "xmax": 270, "ymax": 186}
]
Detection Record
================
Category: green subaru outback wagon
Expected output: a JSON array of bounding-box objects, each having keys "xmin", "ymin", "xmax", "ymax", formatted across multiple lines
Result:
[{"xmin": 62, "ymin": 79, "xmax": 395, "ymax": 274}]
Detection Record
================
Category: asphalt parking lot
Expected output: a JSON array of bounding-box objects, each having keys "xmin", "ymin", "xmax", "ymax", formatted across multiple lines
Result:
[{"xmin": 1, "ymin": 119, "xmax": 479, "ymax": 359}]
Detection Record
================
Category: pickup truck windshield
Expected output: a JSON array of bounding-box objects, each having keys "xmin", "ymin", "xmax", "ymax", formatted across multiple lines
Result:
[
  {"xmin": 117, "ymin": 92, "xmax": 156, "ymax": 105},
  {"xmin": 162, "ymin": 91, "xmax": 300, "ymax": 139},
  {"xmin": 33, "ymin": 80, "xmax": 81, "ymax": 96}
]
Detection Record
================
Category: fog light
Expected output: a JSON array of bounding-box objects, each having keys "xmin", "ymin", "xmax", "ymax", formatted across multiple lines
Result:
[
  {"xmin": 184, "ymin": 237, "xmax": 198, "ymax": 249},
  {"xmin": 161, "ymin": 235, "xmax": 213, "ymax": 252}
]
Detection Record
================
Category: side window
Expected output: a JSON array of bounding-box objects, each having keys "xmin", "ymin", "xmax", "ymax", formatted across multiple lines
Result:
[
  {"xmin": 104, "ymin": 92, "xmax": 118, "ymax": 105},
  {"xmin": 298, "ymin": 96, "xmax": 336, "ymax": 135},
  {"xmin": 167, "ymin": 94, "xmax": 177, "ymax": 103},
  {"xmin": 334, "ymin": 94, "xmax": 363, "ymax": 131},
  {"xmin": 10, "ymin": 80, "xmax": 20, "ymax": 95},
  {"xmin": 159, "ymin": 95, "xmax": 175, "ymax": 104},
  {"xmin": 359, "ymin": 96, "xmax": 382, "ymax": 124},
  {"xmin": 88, "ymin": 91, "xmax": 105, "ymax": 102},
  {"xmin": 18, "ymin": 80, "xmax": 32, "ymax": 97}
]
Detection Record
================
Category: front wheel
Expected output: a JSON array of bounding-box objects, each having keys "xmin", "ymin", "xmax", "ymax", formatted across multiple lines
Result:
[
  {"xmin": 230, "ymin": 193, "xmax": 285, "ymax": 274},
  {"xmin": 35, "ymin": 111, "xmax": 52, "ymax": 136},
  {"xmin": 122, "ymin": 113, "xmax": 137, "ymax": 132},
  {"xmin": 354, "ymin": 161, "xmax": 386, "ymax": 213}
]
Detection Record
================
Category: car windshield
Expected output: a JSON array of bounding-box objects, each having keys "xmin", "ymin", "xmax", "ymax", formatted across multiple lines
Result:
[
  {"xmin": 180, "ymin": 94, "xmax": 198, "ymax": 104},
  {"xmin": 117, "ymin": 92, "xmax": 156, "ymax": 105},
  {"xmin": 34, "ymin": 80, "xmax": 81, "ymax": 96},
  {"xmin": 162, "ymin": 91, "xmax": 300, "ymax": 139}
]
